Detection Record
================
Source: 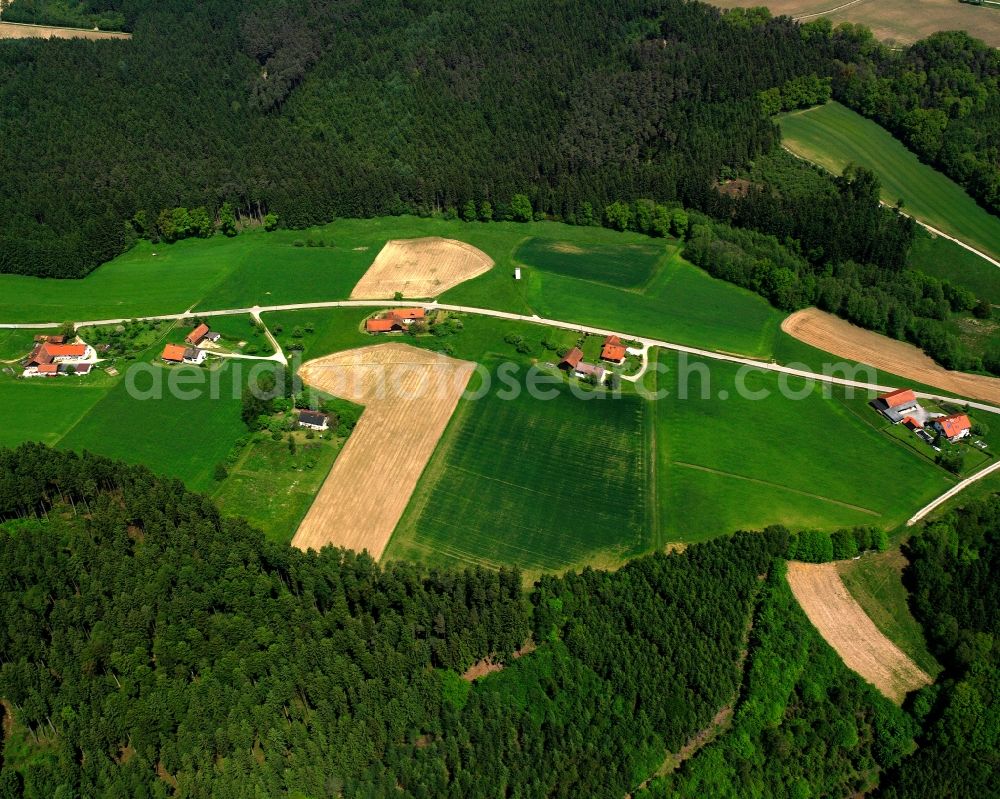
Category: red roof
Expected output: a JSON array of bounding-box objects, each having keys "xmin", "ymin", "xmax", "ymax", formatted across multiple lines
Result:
[
  {"xmin": 601, "ymin": 343, "xmax": 627, "ymax": 362},
  {"xmin": 939, "ymin": 414, "xmax": 971, "ymax": 439},
  {"xmin": 46, "ymin": 335, "xmax": 66, "ymax": 344},
  {"xmin": 560, "ymin": 347, "xmax": 584, "ymax": 368},
  {"xmin": 73, "ymin": 363, "xmax": 93, "ymax": 375},
  {"xmin": 902, "ymin": 416, "xmax": 923, "ymax": 429},
  {"xmin": 37, "ymin": 364, "xmax": 59, "ymax": 374},
  {"xmin": 366, "ymin": 318, "xmax": 399, "ymax": 333},
  {"xmin": 604, "ymin": 335, "xmax": 621, "ymax": 346},
  {"xmin": 162, "ymin": 344, "xmax": 187, "ymax": 362},
  {"xmin": 45, "ymin": 343, "xmax": 86, "ymax": 358},
  {"xmin": 879, "ymin": 388, "xmax": 917, "ymax": 409},
  {"xmin": 186, "ymin": 323, "xmax": 210, "ymax": 344},
  {"xmin": 393, "ymin": 308, "xmax": 425, "ymax": 320}
]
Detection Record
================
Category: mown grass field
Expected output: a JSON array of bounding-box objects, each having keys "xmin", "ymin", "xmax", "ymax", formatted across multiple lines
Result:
[
  {"xmin": 385, "ymin": 373, "xmax": 652, "ymax": 577},
  {"xmin": 779, "ymin": 102, "xmax": 1000, "ymax": 267},
  {"xmin": 513, "ymin": 236, "xmax": 664, "ymax": 289},
  {"xmin": 838, "ymin": 548, "xmax": 942, "ymax": 679}
]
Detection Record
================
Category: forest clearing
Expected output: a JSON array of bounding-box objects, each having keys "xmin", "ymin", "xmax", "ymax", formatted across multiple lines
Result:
[
  {"xmin": 350, "ymin": 237, "xmax": 494, "ymax": 299},
  {"xmin": 291, "ymin": 343, "xmax": 475, "ymax": 557},
  {"xmin": 782, "ymin": 308, "xmax": 1000, "ymax": 404},
  {"xmin": 786, "ymin": 560, "xmax": 932, "ymax": 702},
  {"xmin": 713, "ymin": 0, "xmax": 1000, "ymax": 47},
  {"xmin": 0, "ymin": 21, "xmax": 129, "ymax": 39}
]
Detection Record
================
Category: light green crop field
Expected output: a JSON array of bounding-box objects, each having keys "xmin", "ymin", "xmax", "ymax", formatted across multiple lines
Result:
[
  {"xmin": 386, "ymin": 373, "xmax": 652, "ymax": 577},
  {"xmin": 652, "ymin": 351, "xmax": 954, "ymax": 542},
  {"xmin": 779, "ymin": 102, "xmax": 1000, "ymax": 268},
  {"xmin": 0, "ymin": 378, "xmax": 110, "ymax": 448}
]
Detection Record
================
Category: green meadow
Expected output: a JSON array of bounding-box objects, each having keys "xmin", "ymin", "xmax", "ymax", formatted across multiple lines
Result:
[
  {"xmin": 0, "ymin": 378, "xmax": 110, "ymax": 448},
  {"xmin": 652, "ymin": 351, "xmax": 954, "ymax": 541},
  {"xmin": 0, "ymin": 216, "xmax": 787, "ymax": 359},
  {"xmin": 779, "ymin": 102, "xmax": 1000, "ymax": 266},
  {"xmin": 211, "ymin": 433, "xmax": 346, "ymax": 543},
  {"xmin": 57, "ymin": 360, "xmax": 248, "ymax": 493}
]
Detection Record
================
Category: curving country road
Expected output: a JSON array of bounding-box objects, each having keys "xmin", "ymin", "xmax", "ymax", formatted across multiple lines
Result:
[
  {"xmin": 5, "ymin": 297, "xmax": 999, "ymax": 518},
  {"xmin": 4, "ymin": 297, "xmax": 1000, "ymax": 414}
]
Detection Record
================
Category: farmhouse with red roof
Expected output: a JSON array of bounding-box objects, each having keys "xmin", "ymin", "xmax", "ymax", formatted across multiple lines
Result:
[
  {"xmin": 934, "ymin": 413, "xmax": 972, "ymax": 442},
  {"xmin": 601, "ymin": 335, "xmax": 627, "ymax": 364},
  {"xmin": 872, "ymin": 387, "xmax": 919, "ymax": 424},
  {"xmin": 23, "ymin": 338, "xmax": 95, "ymax": 378},
  {"xmin": 559, "ymin": 347, "xmax": 584, "ymax": 370},
  {"xmin": 365, "ymin": 308, "xmax": 426, "ymax": 334}
]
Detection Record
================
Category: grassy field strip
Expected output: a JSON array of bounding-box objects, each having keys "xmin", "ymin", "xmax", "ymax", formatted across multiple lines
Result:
[
  {"xmin": 787, "ymin": 561, "xmax": 932, "ymax": 702},
  {"xmin": 779, "ymin": 102, "xmax": 1000, "ymax": 265},
  {"xmin": 672, "ymin": 462, "xmax": 881, "ymax": 515},
  {"xmin": 837, "ymin": 550, "xmax": 942, "ymax": 678}
]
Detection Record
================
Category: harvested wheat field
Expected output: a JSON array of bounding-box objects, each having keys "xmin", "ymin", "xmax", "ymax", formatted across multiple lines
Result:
[
  {"xmin": 0, "ymin": 21, "xmax": 130, "ymax": 39},
  {"xmin": 786, "ymin": 561, "xmax": 931, "ymax": 702},
  {"xmin": 292, "ymin": 343, "xmax": 475, "ymax": 558},
  {"xmin": 350, "ymin": 237, "xmax": 493, "ymax": 299},
  {"xmin": 783, "ymin": 307, "xmax": 1000, "ymax": 405}
]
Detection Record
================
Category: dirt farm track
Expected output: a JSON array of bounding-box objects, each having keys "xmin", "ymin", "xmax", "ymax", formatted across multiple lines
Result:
[
  {"xmin": 291, "ymin": 343, "xmax": 475, "ymax": 558},
  {"xmin": 350, "ymin": 237, "xmax": 494, "ymax": 300},
  {"xmin": 786, "ymin": 561, "xmax": 932, "ymax": 702},
  {"xmin": 782, "ymin": 308, "xmax": 1000, "ymax": 405}
]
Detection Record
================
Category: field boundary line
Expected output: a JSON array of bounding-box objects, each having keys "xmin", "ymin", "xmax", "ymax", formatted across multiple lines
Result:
[{"xmin": 673, "ymin": 461, "xmax": 881, "ymax": 515}]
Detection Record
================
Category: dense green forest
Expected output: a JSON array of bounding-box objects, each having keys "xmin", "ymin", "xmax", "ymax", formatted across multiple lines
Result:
[
  {"xmin": 0, "ymin": 0, "xmax": 826, "ymax": 279},
  {"xmin": 0, "ymin": 444, "xmax": 788, "ymax": 797},
  {"xmin": 880, "ymin": 496, "xmax": 1000, "ymax": 798},
  {"xmin": 1, "ymin": 449, "xmax": 997, "ymax": 795}
]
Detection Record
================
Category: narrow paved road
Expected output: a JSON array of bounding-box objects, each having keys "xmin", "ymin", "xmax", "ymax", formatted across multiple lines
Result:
[{"xmin": 906, "ymin": 458, "xmax": 1000, "ymax": 526}]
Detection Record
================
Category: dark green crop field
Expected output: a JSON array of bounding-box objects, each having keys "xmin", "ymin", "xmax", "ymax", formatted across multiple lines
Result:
[
  {"xmin": 386, "ymin": 373, "xmax": 651, "ymax": 577},
  {"xmin": 514, "ymin": 236, "xmax": 665, "ymax": 289}
]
